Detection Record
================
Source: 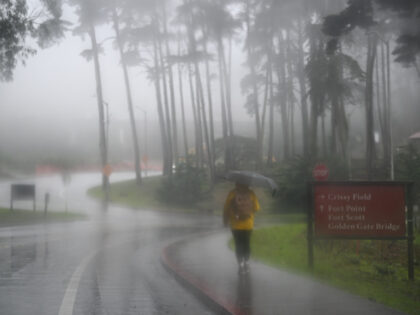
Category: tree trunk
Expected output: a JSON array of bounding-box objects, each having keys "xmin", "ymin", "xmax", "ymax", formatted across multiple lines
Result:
[
  {"xmin": 330, "ymin": 94, "xmax": 338, "ymax": 155},
  {"xmin": 161, "ymin": 4, "xmax": 179, "ymax": 167},
  {"xmin": 196, "ymin": 62, "xmax": 215, "ymax": 182},
  {"xmin": 221, "ymin": 39, "xmax": 234, "ymax": 138},
  {"xmin": 374, "ymin": 44, "xmax": 385, "ymax": 175},
  {"xmin": 177, "ymin": 40, "xmax": 189, "ymax": 160},
  {"xmin": 337, "ymin": 97, "xmax": 349, "ymax": 160},
  {"xmin": 220, "ymin": 40, "xmax": 235, "ymax": 168},
  {"xmin": 286, "ymin": 30, "xmax": 295, "ymax": 157},
  {"xmin": 277, "ymin": 35, "xmax": 290, "ymax": 160},
  {"xmin": 321, "ymin": 113, "xmax": 327, "ymax": 157},
  {"xmin": 203, "ymin": 35, "xmax": 216, "ymax": 170},
  {"xmin": 112, "ymin": 8, "xmax": 142, "ymax": 185},
  {"xmin": 365, "ymin": 34, "xmax": 377, "ymax": 180},
  {"xmin": 267, "ymin": 52, "xmax": 274, "ymax": 167},
  {"xmin": 153, "ymin": 37, "xmax": 170, "ymax": 175},
  {"xmin": 217, "ymin": 39, "xmax": 230, "ymax": 171},
  {"xmin": 386, "ymin": 42, "xmax": 393, "ymax": 179},
  {"xmin": 244, "ymin": 1, "xmax": 262, "ymax": 168},
  {"xmin": 297, "ymin": 20, "xmax": 309, "ymax": 157},
  {"xmin": 157, "ymin": 29, "xmax": 173, "ymax": 175},
  {"xmin": 329, "ymin": 56, "xmax": 338, "ymax": 155},
  {"xmin": 88, "ymin": 23, "xmax": 109, "ymax": 203},
  {"xmin": 188, "ymin": 63, "xmax": 201, "ymax": 167},
  {"xmin": 290, "ymin": 98, "xmax": 295, "ymax": 156},
  {"xmin": 308, "ymin": 30, "xmax": 322, "ymax": 159},
  {"xmin": 261, "ymin": 61, "xmax": 269, "ymax": 166},
  {"xmin": 194, "ymin": 67, "xmax": 204, "ymax": 169}
]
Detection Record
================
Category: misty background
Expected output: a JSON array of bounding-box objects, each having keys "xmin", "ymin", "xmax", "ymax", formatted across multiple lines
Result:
[{"xmin": 0, "ymin": 0, "xmax": 419, "ymax": 177}]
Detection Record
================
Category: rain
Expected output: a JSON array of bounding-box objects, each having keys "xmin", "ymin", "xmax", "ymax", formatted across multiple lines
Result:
[{"xmin": 0, "ymin": 1, "xmax": 419, "ymax": 314}]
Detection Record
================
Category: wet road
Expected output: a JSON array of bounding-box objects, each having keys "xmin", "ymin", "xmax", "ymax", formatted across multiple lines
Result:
[{"xmin": 0, "ymin": 173, "xmax": 219, "ymax": 315}]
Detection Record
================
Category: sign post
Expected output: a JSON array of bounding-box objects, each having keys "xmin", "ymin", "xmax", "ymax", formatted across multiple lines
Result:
[
  {"xmin": 307, "ymin": 184, "xmax": 314, "ymax": 270},
  {"xmin": 407, "ymin": 184, "xmax": 414, "ymax": 280},
  {"xmin": 308, "ymin": 181, "xmax": 414, "ymax": 280}
]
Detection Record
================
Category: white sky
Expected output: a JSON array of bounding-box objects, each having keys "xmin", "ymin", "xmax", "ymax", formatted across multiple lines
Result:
[{"xmin": 0, "ymin": 3, "xmax": 251, "ymax": 134}]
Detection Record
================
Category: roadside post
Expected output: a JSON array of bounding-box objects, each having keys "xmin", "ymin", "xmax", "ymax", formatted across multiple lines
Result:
[
  {"xmin": 10, "ymin": 184, "xmax": 36, "ymax": 211},
  {"xmin": 308, "ymin": 163, "xmax": 330, "ymax": 270},
  {"xmin": 307, "ymin": 184, "xmax": 314, "ymax": 271},
  {"xmin": 407, "ymin": 183, "xmax": 414, "ymax": 280},
  {"xmin": 44, "ymin": 192, "xmax": 50, "ymax": 215},
  {"xmin": 103, "ymin": 164, "xmax": 112, "ymax": 207},
  {"xmin": 61, "ymin": 172, "xmax": 71, "ymax": 213},
  {"xmin": 308, "ymin": 181, "xmax": 415, "ymax": 281}
]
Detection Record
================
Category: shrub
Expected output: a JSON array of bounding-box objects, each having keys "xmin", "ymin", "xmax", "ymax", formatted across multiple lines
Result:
[
  {"xmin": 272, "ymin": 155, "xmax": 349, "ymax": 210},
  {"xmin": 395, "ymin": 144, "xmax": 420, "ymax": 204},
  {"xmin": 157, "ymin": 162, "xmax": 208, "ymax": 206}
]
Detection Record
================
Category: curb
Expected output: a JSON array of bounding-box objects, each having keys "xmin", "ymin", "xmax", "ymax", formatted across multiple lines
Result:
[{"xmin": 161, "ymin": 235, "xmax": 245, "ymax": 315}]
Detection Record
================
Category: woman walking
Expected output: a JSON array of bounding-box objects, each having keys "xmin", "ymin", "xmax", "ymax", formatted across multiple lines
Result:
[{"xmin": 223, "ymin": 182, "xmax": 260, "ymax": 273}]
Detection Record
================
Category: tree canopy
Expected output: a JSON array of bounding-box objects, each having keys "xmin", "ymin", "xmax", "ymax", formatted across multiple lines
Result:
[
  {"xmin": 0, "ymin": 0, "xmax": 66, "ymax": 81},
  {"xmin": 323, "ymin": 0, "xmax": 420, "ymax": 69}
]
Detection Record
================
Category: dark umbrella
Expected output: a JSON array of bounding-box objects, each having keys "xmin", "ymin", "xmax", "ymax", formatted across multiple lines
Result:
[{"xmin": 225, "ymin": 170, "xmax": 278, "ymax": 196}]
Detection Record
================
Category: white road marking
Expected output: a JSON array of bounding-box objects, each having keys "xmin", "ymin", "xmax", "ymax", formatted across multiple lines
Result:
[
  {"xmin": 58, "ymin": 251, "xmax": 97, "ymax": 315},
  {"xmin": 57, "ymin": 238, "xmax": 139, "ymax": 315}
]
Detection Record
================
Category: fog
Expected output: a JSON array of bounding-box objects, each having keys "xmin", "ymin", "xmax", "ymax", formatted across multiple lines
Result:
[
  {"xmin": 0, "ymin": 0, "xmax": 419, "ymax": 177},
  {"xmin": 1, "ymin": 1, "xmax": 420, "ymax": 314},
  {"xmin": 0, "ymin": 3, "xmax": 255, "ymax": 171}
]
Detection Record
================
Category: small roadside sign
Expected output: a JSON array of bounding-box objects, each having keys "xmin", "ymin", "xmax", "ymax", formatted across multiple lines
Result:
[
  {"xmin": 312, "ymin": 163, "xmax": 329, "ymax": 181},
  {"xmin": 11, "ymin": 184, "xmax": 36, "ymax": 211},
  {"xmin": 103, "ymin": 164, "xmax": 112, "ymax": 177},
  {"xmin": 307, "ymin": 181, "xmax": 415, "ymax": 280}
]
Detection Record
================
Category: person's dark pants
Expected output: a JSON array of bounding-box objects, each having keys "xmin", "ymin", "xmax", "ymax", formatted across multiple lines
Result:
[{"xmin": 232, "ymin": 229, "xmax": 252, "ymax": 263}]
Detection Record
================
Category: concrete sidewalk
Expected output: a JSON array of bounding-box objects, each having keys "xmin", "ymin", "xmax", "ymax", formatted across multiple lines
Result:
[{"xmin": 162, "ymin": 232, "xmax": 406, "ymax": 315}]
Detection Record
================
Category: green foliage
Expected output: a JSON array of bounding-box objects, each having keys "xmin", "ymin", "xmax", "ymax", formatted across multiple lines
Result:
[
  {"xmin": 272, "ymin": 155, "xmax": 349, "ymax": 209},
  {"xmin": 0, "ymin": 208, "xmax": 85, "ymax": 227},
  {"xmin": 251, "ymin": 224, "xmax": 420, "ymax": 315},
  {"xmin": 323, "ymin": 0, "xmax": 420, "ymax": 67},
  {"xmin": 158, "ymin": 162, "xmax": 208, "ymax": 206},
  {"xmin": 215, "ymin": 135, "xmax": 258, "ymax": 170},
  {"xmin": 272, "ymin": 156, "xmax": 312, "ymax": 208},
  {"xmin": 0, "ymin": 1, "xmax": 34, "ymax": 81},
  {"xmin": 0, "ymin": 0, "xmax": 66, "ymax": 80},
  {"xmin": 395, "ymin": 144, "xmax": 420, "ymax": 203}
]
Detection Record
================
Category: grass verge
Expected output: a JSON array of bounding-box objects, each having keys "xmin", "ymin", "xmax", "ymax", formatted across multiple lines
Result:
[
  {"xmin": 249, "ymin": 224, "xmax": 420, "ymax": 315},
  {"xmin": 88, "ymin": 176, "xmax": 283, "ymax": 214},
  {"xmin": 0, "ymin": 208, "xmax": 86, "ymax": 227}
]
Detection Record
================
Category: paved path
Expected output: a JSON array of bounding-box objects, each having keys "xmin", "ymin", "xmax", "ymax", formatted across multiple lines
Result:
[{"xmin": 162, "ymin": 232, "xmax": 406, "ymax": 315}]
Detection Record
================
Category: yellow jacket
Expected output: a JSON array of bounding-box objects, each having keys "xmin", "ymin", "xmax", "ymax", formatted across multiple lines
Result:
[{"xmin": 223, "ymin": 188, "xmax": 260, "ymax": 230}]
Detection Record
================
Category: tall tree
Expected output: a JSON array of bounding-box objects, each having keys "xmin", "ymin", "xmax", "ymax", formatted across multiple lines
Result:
[
  {"xmin": 199, "ymin": 0, "xmax": 238, "ymax": 170},
  {"xmin": 175, "ymin": 36, "xmax": 190, "ymax": 160},
  {"xmin": 109, "ymin": 1, "xmax": 142, "ymax": 184},
  {"xmin": 243, "ymin": 0, "xmax": 262, "ymax": 167},
  {"xmin": 70, "ymin": 0, "xmax": 110, "ymax": 199},
  {"xmin": 160, "ymin": 0, "xmax": 179, "ymax": 167},
  {"xmin": 365, "ymin": 33, "xmax": 378, "ymax": 179}
]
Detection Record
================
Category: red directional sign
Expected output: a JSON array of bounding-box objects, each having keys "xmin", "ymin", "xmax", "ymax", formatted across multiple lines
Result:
[
  {"xmin": 313, "ymin": 163, "xmax": 329, "ymax": 181},
  {"xmin": 313, "ymin": 183, "xmax": 406, "ymax": 237}
]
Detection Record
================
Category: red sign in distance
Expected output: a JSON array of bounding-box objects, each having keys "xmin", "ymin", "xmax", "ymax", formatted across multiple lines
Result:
[
  {"xmin": 313, "ymin": 163, "xmax": 329, "ymax": 181},
  {"xmin": 314, "ymin": 184, "xmax": 406, "ymax": 237}
]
